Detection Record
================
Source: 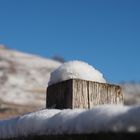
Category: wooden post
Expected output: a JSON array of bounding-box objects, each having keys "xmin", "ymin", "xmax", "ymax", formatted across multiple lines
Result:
[{"xmin": 46, "ymin": 79, "xmax": 123, "ymax": 109}]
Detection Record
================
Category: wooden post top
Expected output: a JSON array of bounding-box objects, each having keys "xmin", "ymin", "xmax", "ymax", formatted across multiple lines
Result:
[{"xmin": 46, "ymin": 79, "xmax": 123, "ymax": 109}]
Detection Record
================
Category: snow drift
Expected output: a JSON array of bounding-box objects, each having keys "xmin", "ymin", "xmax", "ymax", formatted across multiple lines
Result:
[
  {"xmin": 0, "ymin": 105, "xmax": 140, "ymax": 139},
  {"xmin": 49, "ymin": 60, "xmax": 106, "ymax": 85}
]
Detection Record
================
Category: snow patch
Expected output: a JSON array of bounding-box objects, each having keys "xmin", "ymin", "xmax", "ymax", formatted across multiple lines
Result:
[
  {"xmin": 0, "ymin": 105, "xmax": 140, "ymax": 139},
  {"xmin": 49, "ymin": 60, "xmax": 106, "ymax": 85}
]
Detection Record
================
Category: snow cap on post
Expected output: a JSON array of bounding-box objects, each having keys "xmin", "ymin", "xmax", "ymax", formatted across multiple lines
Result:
[{"xmin": 48, "ymin": 60, "xmax": 106, "ymax": 85}]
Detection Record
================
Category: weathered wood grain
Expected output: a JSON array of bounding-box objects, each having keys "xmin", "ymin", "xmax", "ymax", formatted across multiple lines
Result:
[
  {"xmin": 72, "ymin": 80, "xmax": 89, "ymax": 108},
  {"xmin": 46, "ymin": 79, "xmax": 123, "ymax": 109},
  {"xmin": 46, "ymin": 80, "xmax": 72, "ymax": 109}
]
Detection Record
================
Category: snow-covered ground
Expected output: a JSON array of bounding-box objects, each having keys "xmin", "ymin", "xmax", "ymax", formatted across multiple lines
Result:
[
  {"xmin": 121, "ymin": 83, "xmax": 140, "ymax": 105},
  {"xmin": 0, "ymin": 105, "xmax": 140, "ymax": 139},
  {"xmin": 0, "ymin": 45, "xmax": 61, "ymax": 107}
]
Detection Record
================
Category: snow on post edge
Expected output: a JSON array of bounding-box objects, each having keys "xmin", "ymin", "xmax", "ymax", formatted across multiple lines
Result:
[{"xmin": 48, "ymin": 60, "xmax": 106, "ymax": 85}]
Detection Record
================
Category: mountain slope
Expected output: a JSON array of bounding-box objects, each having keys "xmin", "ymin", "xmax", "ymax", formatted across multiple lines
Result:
[
  {"xmin": 0, "ymin": 45, "xmax": 140, "ymax": 119},
  {"xmin": 0, "ymin": 45, "xmax": 61, "ymax": 118},
  {"xmin": 121, "ymin": 83, "xmax": 140, "ymax": 105}
]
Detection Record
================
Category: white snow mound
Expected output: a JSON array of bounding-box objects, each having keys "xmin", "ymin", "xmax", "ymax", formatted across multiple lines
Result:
[
  {"xmin": 0, "ymin": 105, "xmax": 140, "ymax": 139},
  {"xmin": 49, "ymin": 60, "xmax": 106, "ymax": 85}
]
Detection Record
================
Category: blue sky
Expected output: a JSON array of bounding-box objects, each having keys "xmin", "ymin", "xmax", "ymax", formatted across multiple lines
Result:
[{"xmin": 0, "ymin": 0, "xmax": 140, "ymax": 83}]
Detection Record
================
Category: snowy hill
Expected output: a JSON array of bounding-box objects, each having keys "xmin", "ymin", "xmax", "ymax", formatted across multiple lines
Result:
[
  {"xmin": 0, "ymin": 44, "xmax": 140, "ymax": 119},
  {"xmin": 0, "ymin": 45, "xmax": 61, "ymax": 118},
  {"xmin": 121, "ymin": 83, "xmax": 140, "ymax": 105}
]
